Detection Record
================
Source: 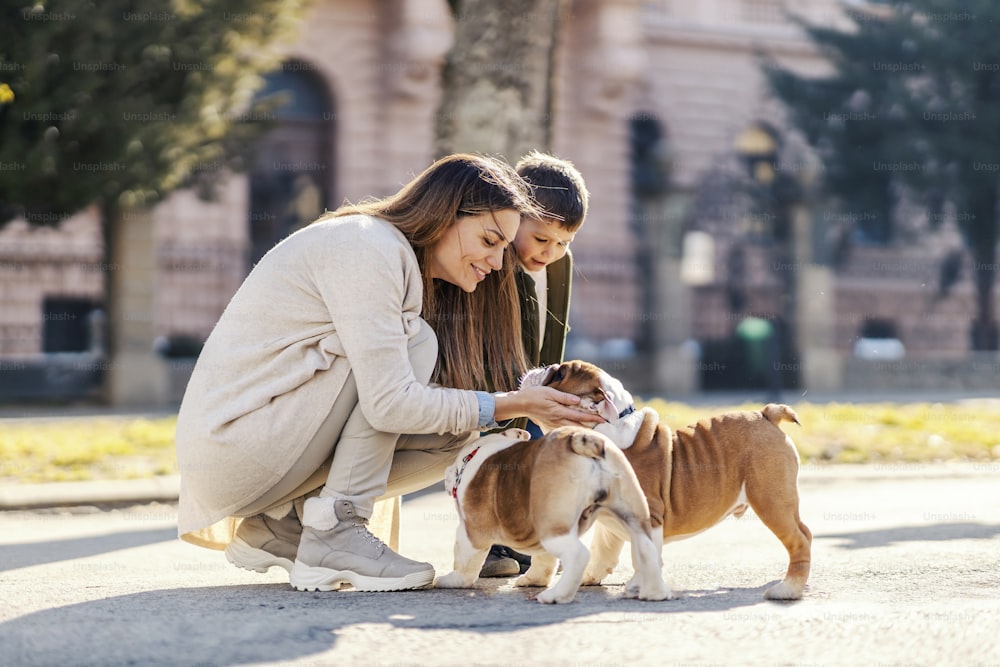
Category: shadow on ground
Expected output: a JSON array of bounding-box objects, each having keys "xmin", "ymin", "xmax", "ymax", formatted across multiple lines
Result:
[
  {"xmin": 0, "ymin": 579, "xmax": 786, "ymax": 666},
  {"xmin": 0, "ymin": 527, "xmax": 175, "ymax": 571},
  {"xmin": 818, "ymin": 521, "xmax": 1000, "ymax": 550}
]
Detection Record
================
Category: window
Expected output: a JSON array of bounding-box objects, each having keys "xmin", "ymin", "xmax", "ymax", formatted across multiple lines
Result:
[
  {"xmin": 247, "ymin": 61, "xmax": 335, "ymax": 268},
  {"xmin": 42, "ymin": 297, "xmax": 99, "ymax": 353}
]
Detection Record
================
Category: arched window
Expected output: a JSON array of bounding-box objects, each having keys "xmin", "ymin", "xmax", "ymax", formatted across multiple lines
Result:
[{"xmin": 247, "ymin": 61, "xmax": 335, "ymax": 268}]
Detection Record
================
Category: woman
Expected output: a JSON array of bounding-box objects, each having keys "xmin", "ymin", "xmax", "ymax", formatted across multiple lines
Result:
[{"xmin": 175, "ymin": 153, "xmax": 601, "ymax": 593}]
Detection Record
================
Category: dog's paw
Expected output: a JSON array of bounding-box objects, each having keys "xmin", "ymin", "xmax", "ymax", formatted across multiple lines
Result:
[
  {"xmin": 515, "ymin": 561, "xmax": 554, "ymax": 588},
  {"xmin": 622, "ymin": 574, "xmax": 676, "ymax": 601},
  {"xmin": 501, "ymin": 428, "xmax": 532, "ymax": 441},
  {"xmin": 535, "ymin": 588, "xmax": 575, "ymax": 604},
  {"xmin": 434, "ymin": 571, "xmax": 472, "ymax": 589},
  {"xmin": 764, "ymin": 581, "xmax": 803, "ymax": 601},
  {"xmin": 514, "ymin": 573, "xmax": 548, "ymax": 588},
  {"xmin": 633, "ymin": 580, "xmax": 676, "ymax": 601},
  {"xmin": 581, "ymin": 569, "xmax": 609, "ymax": 586}
]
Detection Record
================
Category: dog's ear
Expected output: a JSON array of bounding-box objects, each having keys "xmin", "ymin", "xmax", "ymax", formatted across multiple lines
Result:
[
  {"xmin": 595, "ymin": 388, "xmax": 620, "ymax": 424},
  {"xmin": 543, "ymin": 364, "xmax": 565, "ymax": 386}
]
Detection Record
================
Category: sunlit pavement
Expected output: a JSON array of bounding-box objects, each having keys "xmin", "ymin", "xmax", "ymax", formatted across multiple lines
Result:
[{"xmin": 1, "ymin": 463, "xmax": 999, "ymax": 666}]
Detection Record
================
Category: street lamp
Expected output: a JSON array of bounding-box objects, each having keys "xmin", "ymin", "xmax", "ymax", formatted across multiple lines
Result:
[{"xmin": 734, "ymin": 122, "xmax": 778, "ymax": 187}]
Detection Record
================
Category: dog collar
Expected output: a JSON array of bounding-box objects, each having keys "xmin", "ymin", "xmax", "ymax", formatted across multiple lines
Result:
[
  {"xmin": 619, "ymin": 405, "xmax": 635, "ymax": 419},
  {"xmin": 450, "ymin": 446, "xmax": 480, "ymax": 499}
]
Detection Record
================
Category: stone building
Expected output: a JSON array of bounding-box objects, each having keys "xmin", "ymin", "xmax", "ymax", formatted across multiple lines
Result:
[{"xmin": 1, "ymin": 0, "xmax": 994, "ymax": 404}]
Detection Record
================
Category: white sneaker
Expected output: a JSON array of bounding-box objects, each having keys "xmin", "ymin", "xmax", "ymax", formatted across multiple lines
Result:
[
  {"xmin": 289, "ymin": 497, "xmax": 434, "ymax": 592},
  {"xmin": 225, "ymin": 511, "xmax": 302, "ymax": 574}
]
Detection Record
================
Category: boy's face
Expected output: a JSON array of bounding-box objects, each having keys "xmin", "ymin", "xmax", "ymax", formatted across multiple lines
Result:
[{"xmin": 513, "ymin": 216, "xmax": 575, "ymax": 272}]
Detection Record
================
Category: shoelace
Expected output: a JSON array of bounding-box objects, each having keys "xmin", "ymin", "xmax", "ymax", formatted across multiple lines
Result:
[{"xmin": 351, "ymin": 520, "xmax": 384, "ymax": 549}]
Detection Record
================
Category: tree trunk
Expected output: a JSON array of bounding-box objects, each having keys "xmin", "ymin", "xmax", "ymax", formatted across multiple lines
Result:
[
  {"xmin": 435, "ymin": 0, "xmax": 562, "ymax": 158},
  {"xmin": 969, "ymin": 187, "xmax": 999, "ymax": 351},
  {"xmin": 101, "ymin": 205, "xmax": 170, "ymax": 406}
]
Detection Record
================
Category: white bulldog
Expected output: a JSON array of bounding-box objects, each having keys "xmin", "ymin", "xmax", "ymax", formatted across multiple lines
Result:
[{"xmin": 435, "ymin": 426, "xmax": 673, "ymax": 604}]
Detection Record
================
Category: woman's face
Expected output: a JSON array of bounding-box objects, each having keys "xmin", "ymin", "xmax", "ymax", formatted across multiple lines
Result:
[{"xmin": 426, "ymin": 209, "xmax": 521, "ymax": 292}]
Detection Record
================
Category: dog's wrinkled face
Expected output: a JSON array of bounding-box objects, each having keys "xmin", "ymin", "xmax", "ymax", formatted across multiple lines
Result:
[{"xmin": 521, "ymin": 360, "xmax": 635, "ymax": 425}]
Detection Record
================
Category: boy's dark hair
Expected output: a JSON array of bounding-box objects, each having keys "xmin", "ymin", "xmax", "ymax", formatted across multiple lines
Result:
[{"xmin": 515, "ymin": 150, "xmax": 590, "ymax": 232}]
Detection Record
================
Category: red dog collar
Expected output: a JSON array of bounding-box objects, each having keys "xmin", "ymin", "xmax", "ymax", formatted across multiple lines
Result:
[{"xmin": 450, "ymin": 446, "xmax": 480, "ymax": 498}]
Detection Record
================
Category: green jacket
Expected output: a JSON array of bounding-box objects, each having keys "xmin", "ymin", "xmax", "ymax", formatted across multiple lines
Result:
[
  {"xmin": 500, "ymin": 252, "xmax": 572, "ymax": 432},
  {"xmin": 517, "ymin": 251, "xmax": 573, "ymax": 368}
]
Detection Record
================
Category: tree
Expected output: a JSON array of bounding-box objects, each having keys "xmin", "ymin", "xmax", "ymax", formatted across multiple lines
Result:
[
  {"xmin": 432, "ymin": 0, "xmax": 563, "ymax": 393},
  {"xmin": 435, "ymin": 0, "xmax": 563, "ymax": 160},
  {"xmin": 0, "ymin": 0, "xmax": 307, "ymax": 403},
  {"xmin": 762, "ymin": 0, "xmax": 1000, "ymax": 350}
]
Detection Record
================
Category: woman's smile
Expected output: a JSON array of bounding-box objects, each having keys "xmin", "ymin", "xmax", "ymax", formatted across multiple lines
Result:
[{"xmin": 428, "ymin": 209, "xmax": 521, "ymax": 292}]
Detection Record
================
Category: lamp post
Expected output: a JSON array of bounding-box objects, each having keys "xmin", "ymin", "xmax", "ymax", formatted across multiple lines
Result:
[{"xmin": 734, "ymin": 123, "xmax": 778, "ymax": 188}]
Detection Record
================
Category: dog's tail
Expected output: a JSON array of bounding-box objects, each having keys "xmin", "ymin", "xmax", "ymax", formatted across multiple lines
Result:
[{"xmin": 761, "ymin": 403, "xmax": 801, "ymax": 427}]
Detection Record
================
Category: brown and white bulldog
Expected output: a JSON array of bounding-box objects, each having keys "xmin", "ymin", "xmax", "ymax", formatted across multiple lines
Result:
[
  {"xmin": 435, "ymin": 426, "xmax": 673, "ymax": 604},
  {"xmin": 521, "ymin": 360, "xmax": 812, "ymax": 600}
]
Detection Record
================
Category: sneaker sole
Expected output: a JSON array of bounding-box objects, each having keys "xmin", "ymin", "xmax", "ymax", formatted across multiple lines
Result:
[
  {"xmin": 289, "ymin": 562, "xmax": 435, "ymax": 592},
  {"xmin": 225, "ymin": 537, "xmax": 294, "ymax": 574},
  {"xmin": 479, "ymin": 557, "xmax": 520, "ymax": 578}
]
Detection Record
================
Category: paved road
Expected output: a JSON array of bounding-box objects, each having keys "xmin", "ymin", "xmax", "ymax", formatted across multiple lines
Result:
[{"xmin": 2, "ymin": 464, "xmax": 999, "ymax": 667}]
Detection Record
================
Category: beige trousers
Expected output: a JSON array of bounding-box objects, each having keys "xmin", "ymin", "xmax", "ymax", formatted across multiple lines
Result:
[{"xmin": 237, "ymin": 319, "xmax": 476, "ymax": 524}]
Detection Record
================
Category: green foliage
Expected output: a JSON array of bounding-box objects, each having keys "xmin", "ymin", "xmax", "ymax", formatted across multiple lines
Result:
[
  {"xmin": 762, "ymin": 1, "xmax": 1000, "ymax": 348},
  {"xmin": 762, "ymin": 1, "xmax": 1000, "ymax": 246},
  {"xmin": 0, "ymin": 0, "xmax": 308, "ymax": 225}
]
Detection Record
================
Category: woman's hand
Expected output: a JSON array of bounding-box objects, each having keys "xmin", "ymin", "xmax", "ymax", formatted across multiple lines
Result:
[{"xmin": 492, "ymin": 385, "xmax": 606, "ymax": 431}]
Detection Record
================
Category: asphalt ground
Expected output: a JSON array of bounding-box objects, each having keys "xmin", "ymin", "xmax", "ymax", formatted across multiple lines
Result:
[{"xmin": 2, "ymin": 463, "xmax": 999, "ymax": 667}]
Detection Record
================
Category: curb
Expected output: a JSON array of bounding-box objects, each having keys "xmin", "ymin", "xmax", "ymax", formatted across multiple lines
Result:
[
  {"xmin": 0, "ymin": 475, "xmax": 180, "ymax": 510},
  {"xmin": 799, "ymin": 461, "xmax": 1000, "ymax": 483},
  {"xmin": 3, "ymin": 462, "xmax": 1000, "ymax": 511}
]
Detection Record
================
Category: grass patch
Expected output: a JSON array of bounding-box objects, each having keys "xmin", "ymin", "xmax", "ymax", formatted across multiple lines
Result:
[
  {"xmin": 0, "ymin": 417, "xmax": 178, "ymax": 484},
  {"xmin": 2, "ymin": 401, "xmax": 999, "ymax": 484},
  {"xmin": 640, "ymin": 399, "xmax": 1000, "ymax": 465}
]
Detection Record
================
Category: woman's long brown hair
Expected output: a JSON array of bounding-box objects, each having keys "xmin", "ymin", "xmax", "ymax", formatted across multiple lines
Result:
[{"xmin": 321, "ymin": 153, "xmax": 541, "ymax": 392}]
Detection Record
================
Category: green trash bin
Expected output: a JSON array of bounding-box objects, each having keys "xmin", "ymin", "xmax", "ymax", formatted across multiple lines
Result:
[{"xmin": 735, "ymin": 316, "xmax": 781, "ymax": 397}]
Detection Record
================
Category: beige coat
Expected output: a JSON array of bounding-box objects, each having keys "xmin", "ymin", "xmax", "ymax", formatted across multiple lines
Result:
[{"xmin": 175, "ymin": 215, "xmax": 481, "ymax": 543}]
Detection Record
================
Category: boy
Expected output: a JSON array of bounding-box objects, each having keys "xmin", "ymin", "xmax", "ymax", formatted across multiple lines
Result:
[
  {"xmin": 512, "ymin": 150, "xmax": 589, "ymax": 375},
  {"xmin": 480, "ymin": 150, "xmax": 591, "ymax": 577}
]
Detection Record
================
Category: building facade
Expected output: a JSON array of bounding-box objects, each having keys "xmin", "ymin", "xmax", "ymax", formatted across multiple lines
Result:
[{"xmin": 1, "ymin": 0, "xmax": 994, "ymax": 403}]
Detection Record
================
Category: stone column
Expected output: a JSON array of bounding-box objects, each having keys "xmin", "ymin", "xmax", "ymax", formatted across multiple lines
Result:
[
  {"xmin": 794, "ymin": 205, "xmax": 842, "ymax": 392},
  {"xmin": 654, "ymin": 254, "xmax": 698, "ymax": 395},
  {"xmin": 104, "ymin": 207, "xmax": 170, "ymax": 406}
]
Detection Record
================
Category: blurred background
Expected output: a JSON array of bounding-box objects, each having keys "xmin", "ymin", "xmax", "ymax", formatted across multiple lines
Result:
[{"xmin": 2, "ymin": 0, "xmax": 998, "ymax": 408}]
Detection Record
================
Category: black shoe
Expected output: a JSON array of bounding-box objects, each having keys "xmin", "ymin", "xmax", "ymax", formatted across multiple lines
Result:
[
  {"xmin": 484, "ymin": 544, "xmax": 532, "ymax": 576},
  {"xmin": 505, "ymin": 546, "xmax": 532, "ymax": 573},
  {"xmin": 479, "ymin": 544, "xmax": 519, "ymax": 577}
]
